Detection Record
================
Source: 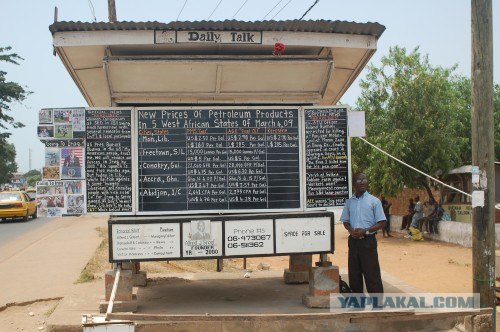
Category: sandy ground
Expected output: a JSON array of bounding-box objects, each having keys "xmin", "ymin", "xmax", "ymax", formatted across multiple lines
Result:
[{"xmin": 0, "ymin": 224, "xmax": 482, "ymax": 331}]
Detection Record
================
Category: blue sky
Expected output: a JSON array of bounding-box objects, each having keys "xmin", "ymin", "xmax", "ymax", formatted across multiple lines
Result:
[{"xmin": 0, "ymin": 0, "xmax": 498, "ymax": 172}]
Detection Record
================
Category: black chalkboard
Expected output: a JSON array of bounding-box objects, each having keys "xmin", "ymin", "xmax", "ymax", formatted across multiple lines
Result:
[
  {"xmin": 137, "ymin": 108, "xmax": 301, "ymax": 212},
  {"xmin": 305, "ymin": 107, "xmax": 349, "ymax": 208},
  {"xmin": 86, "ymin": 109, "xmax": 133, "ymax": 212}
]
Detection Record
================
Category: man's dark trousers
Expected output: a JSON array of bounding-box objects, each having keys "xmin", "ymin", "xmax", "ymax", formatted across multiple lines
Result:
[{"xmin": 348, "ymin": 234, "xmax": 384, "ymax": 293}]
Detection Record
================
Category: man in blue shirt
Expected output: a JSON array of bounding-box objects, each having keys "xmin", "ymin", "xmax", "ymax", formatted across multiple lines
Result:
[{"xmin": 340, "ymin": 172, "xmax": 386, "ymax": 294}]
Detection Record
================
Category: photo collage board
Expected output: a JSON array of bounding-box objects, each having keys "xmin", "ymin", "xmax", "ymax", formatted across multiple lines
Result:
[{"xmin": 37, "ymin": 108, "xmax": 86, "ymax": 217}]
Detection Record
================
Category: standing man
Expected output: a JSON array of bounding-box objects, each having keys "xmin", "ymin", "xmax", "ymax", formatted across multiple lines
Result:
[
  {"xmin": 341, "ymin": 172, "xmax": 386, "ymax": 294},
  {"xmin": 381, "ymin": 195, "xmax": 393, "ymax": 237}
]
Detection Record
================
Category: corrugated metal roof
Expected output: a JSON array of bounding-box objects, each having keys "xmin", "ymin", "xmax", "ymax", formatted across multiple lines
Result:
[{"xmin": 49, "ymin": 20, "xmax": 385, "ymax": 38}]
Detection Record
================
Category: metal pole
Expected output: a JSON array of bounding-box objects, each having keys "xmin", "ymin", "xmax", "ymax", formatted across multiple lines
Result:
[
  {"xmin": 105, "ymin": 263, "xmax": 121, "ymax": 320},
  {"xmin": 471, "ymin": 0, "xmax": 495, "ymax": 309}
]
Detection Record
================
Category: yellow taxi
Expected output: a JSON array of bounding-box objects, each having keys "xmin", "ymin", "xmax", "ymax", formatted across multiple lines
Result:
[{"xmin": 0, "ymin": 191, "xmax": 37, "ymax": 221}]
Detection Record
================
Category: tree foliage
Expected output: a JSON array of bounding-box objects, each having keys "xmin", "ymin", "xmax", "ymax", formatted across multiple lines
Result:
[
  {"xmin": 0, "ymin": 46, "xmax": 29, "ymax": 138},
  {"xmin": 0, "ymin": 46, "xmax": 29, "ymax": 183},
  {"xmin": 351, "ymin": 46, "xmax": 465, "ymax": 199},
  {"xmin": 23, "ymin": 169, "xmax": 41, "ymax": 186},
  {"xmin": 0, "ymin": 141, "xmax": 17, "ymax": 184}
]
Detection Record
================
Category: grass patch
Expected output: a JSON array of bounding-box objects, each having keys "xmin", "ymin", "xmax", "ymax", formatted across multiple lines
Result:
[
  {"xmin": 44, "ymin": 302, "xmax": 59, "ymax": 317},
  {"xmin": 75, "ymin": 227, "xmax": 110, "ymax": 284}
]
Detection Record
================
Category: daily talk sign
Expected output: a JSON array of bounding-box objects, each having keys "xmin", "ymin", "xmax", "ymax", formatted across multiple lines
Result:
[{"xmin": 155, "ymin": 30, "xmax": 263, "ymax": 44}]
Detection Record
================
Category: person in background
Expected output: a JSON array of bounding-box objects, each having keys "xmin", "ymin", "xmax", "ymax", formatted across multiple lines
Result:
[
  {"xmin": 419, "ymin": 198, "xmax": 436, "ymax": 234},
  {"xmin": 401, "ymin": 198, "xmax": 415, "ymax": 230},
  {"xmin": 410, "ymin": 196, "xmax": 423, "ymax": 229},
  {"xmin": 381, "ymin": 195, "xmax": 393, "ymax": 237},
  {"xmin": 341, "ymin": 172, "xmax": 386, "ymax": 294}
]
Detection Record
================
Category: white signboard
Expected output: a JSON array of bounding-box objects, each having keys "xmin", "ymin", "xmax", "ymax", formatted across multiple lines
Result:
[
  {"xmin": 225, "ymin": 219, "xmax": 274, "ymax": 256},
  {"xmin": 112, "ymin": 223, "xmax": 180, "ymax": 260},
  {"xmin": 275, "ymin": 217, "xmax": 331, "ymax": 253},
  {"xmin": 155, "ymin": 30, "xmax": 262, "ymax": 44},
  {"xmin": 182, "ymin": 221, "xmax": 223, "ymax": 257}
]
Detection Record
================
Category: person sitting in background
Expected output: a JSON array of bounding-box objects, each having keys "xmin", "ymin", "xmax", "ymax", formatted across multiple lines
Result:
[
  {"xmin": 419, "ymin": 198, "xmax": 437, "ymax": 234},
  {"xmin": 401, "ymin": 198, "xmax": 415, "ymax": 230},
  {"xmin": 428, "ymin": 202, "xmax": 444, "ymax": 234}
]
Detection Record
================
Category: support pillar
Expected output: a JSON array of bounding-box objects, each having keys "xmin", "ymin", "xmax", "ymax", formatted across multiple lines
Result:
[
  {"xmin": 284, "ymin": 254, "xmax": 312, "ymax": 284},
  {"xmin": 302, "ymin": 254, "xmax": 339, "ymax": 308},
  {"xmin": 121, "ymin": 262, "xmax": 147, "ymax": 287},
  {"xmin": 100, "ymin": 268, "xmax": 138, "ymax": 313}
]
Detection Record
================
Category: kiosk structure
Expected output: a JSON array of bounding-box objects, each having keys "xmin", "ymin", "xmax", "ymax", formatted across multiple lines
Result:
[{"xmin": 47, "ymin": 19, "xmax": 385, "ymax": 312}]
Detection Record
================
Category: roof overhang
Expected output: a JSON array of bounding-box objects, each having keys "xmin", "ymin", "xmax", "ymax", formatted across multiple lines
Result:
[{"xmin": 50, "ymin": 20, "xmax": 385, "ymax": 106}]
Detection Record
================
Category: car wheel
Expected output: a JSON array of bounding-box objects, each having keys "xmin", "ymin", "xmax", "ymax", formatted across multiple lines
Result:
[
  {"xmin": 22, "ymin": 212, "xmax": 28, "ymax": 222},
  {"xmin": 31, "ymin": 208, "xmax": 38, "ymax": 219}
]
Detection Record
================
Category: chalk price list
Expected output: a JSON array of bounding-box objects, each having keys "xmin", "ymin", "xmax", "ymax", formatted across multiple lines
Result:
[
  {"xmin": 86, "ymin": 109, "xmax": 133, "ymax": 212},
  {"xmin": 305, "ymin": 108, "xmax": 349, "ymax": 208},
  {"xmin": 137, "ymin": 109, "xmax": 300, "ymax": 212}
]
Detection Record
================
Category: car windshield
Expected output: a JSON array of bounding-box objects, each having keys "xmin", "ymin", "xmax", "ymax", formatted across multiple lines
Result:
[{"xmin": 0, "ymin": 192, "xmax": 22, "ymax": 202}]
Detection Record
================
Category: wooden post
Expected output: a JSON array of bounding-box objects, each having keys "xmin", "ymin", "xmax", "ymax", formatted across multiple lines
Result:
[
  {"xmin": 471, "ymin": 0, "xmax": 495, "ymax": 308},
  {"xmin": 108, "ymin": 0, "xmax": 117, "ymax": 23}
]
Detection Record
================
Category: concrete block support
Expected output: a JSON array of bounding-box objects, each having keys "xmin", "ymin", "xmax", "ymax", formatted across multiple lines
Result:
[
  {"xmin": 284, "ymin": 254, "xmax": 312, "ymax": 284},
  {"xmin": 102, "ymin": 269, "xmax": 138, "ymax": 313},
  {"xmin": 121, "ymin": 262, "xmax": 147, "ymax": 287},
  {"xmin": 302, "ymin": 265, "xmax": 339, "ymax": 308},
  {"xmin": 104, "ymin": 269, "xmax": 133, "ymax": 301}
]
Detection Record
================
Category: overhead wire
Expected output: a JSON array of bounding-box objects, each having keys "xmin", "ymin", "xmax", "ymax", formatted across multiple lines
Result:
[
  {"xmin": 299, "ymin": 0, "xmax": 320, "ymax": 20},
  {"xmin": 262, "ymin": 0, "xmax": 283, "ymax": 20},
  {"xmin": 270, "ymin": 0, "xmax": 293, "ymax": 20},
  {"xmin": 87, "ymin": 0, "xmax": 97, "ymax": 22},
  {"xmin": 208, "ymin": 0, "xmax": 224, "ymax": 20},
  {"xmin": 177, "ymin": 0, "xmax": 188, "ymax": 21},
  {"xmin": 232, "ymin": 0, "xmax": 249, "ymax": 19}
]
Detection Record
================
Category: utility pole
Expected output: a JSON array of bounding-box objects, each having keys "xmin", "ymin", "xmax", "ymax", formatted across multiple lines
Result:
[
  {"xmin": 471, "ymin": 0, "xmax": 494, "ymax": 308},
  {"xmin": 108, "ymin": 0, "xmax": 117, "ymax": 23}
]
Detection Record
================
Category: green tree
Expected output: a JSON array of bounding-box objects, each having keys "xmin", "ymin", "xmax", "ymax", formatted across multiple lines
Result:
[
  {"xmin": 351, "ymin": 46, "xmax": 463, "ymax": 200},
  {"xmin": 0, "ymin": 46, "xmax": 29, "ymax": 184},
  {"xmin": 0, "ymin": 46, "xmax": 29, "ymax": 137},
  {"xmin": 23, "ymin": 169, "xmax": 41, "ymax": 187},
  {"xmin": 0, "ymin": 141, "xmax": 17, "ymax": 184}
]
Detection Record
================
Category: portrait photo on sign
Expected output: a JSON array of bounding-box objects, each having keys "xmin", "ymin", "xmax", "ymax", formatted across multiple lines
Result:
[
  {"xmin": 67, "ymin": 195, "xmax": 85, "ymax": 214},
  {"xmin": 61, "ymin": 148, "xmax": 83, "ymax": 167},
  {"xmin": 45, "ymin": 147, "xmax": 60, "ymax": 166},
  {"xmin": 53, "ymin": 109, "xmax": 72, "ymax": 123},
  {"xmin": 191, "ymin": 220, "xmax": 211, "ymax": 240},
  {"xmin": 54, "ymin": 124, "xmax": 73, "ymax": 139},
  {"xmin": 42, "ymin": 166, "xmax": 60, "ymax": 180},
  {"xmin": 38, "ymin": 125, "xmax": 54, "ymax": 138},
  {"xmin": 64, "ymin": 180, "xmax": 83, "ymax": 194},
  {"xmin": 39, "ymin": 108, "xmax": 53, "ymax": 124}
]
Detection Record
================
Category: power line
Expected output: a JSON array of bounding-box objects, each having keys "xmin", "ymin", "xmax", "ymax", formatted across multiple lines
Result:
[
  {"xmin": 87, "ymin": 0, "xmax": 97, "ymax": 21},
  {"xmin": 232, "ymin": 0, "xmax": 249, "ymax": 19},
  {"xmin": 270, "ymin": 0, "xmax": 293, "ymax": 20},
  {"xmin": 262, "ymin": 0, "xmax": 283, "ymax": 20},
  {"xmin": 299, "ymin": 0, "xmax": 320, "ymax": 20},
  {"xmin": 177, "ymin": 0, "xmax": 188, "ymax": 21},
  {"xmin": 208, "ymin": 0, "xmax": 223, "ymax": 20}
]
